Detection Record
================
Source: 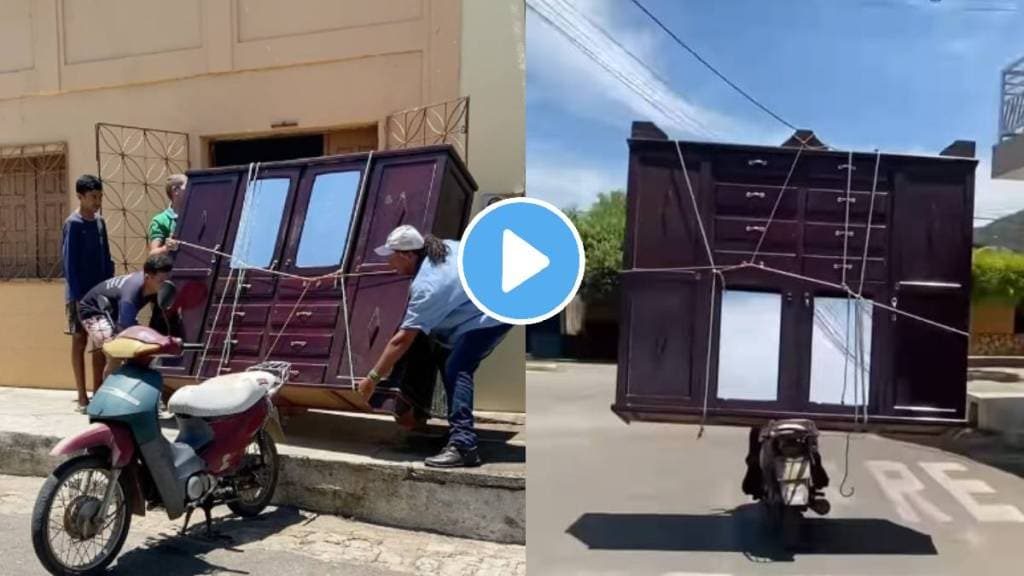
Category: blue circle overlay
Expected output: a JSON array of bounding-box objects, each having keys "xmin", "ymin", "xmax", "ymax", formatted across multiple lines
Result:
[{"xmin": 459, "ymin": 198, "xmax": 584, "ymax": 325}]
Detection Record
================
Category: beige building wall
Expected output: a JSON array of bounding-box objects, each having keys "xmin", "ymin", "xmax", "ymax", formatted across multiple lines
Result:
[
  {"xmin": 458, "ymin": 0, "xmax": 526, "ymax": 412},
  {"xmin": 0, "ymin": 0, "xmax": 525, "ymax": 412}
]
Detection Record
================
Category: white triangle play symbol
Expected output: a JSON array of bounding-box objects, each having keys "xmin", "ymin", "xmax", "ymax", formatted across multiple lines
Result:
[{"xmin": 502, "ymin": 229, "xmax": 550, "ymax": 293}]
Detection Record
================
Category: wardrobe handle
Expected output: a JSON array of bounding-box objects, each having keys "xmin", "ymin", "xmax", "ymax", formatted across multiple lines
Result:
[
  {"xmin": 289, "ymin": 340, "xmax": 308, "ymax": 349},
  {"xmin": 745, "ymin": 225, "xmax": 767, "ymax": 233},
  {"xmin": 832, "ymin": 263, "xmax": 853, "ymax": 270},
  {"xmin": 747, "ymin": 158, "xmax": 768, "ymax": 167},
  {"xmin": 296, "ymin": 311, "xmax": 313, "ymax": 319},
  {"xmin": 834, "ymin": 230, "xmax": 855, "ymax": 237},
  {"xmin": 838, "ymin": 163, "xmax": 856, "ymax": 171},
  {"xmin": 745, "ymin": 191, "xmax": 766, "ymax": 199},
  {"xmin": 836, "ymin": 196, "xmax": 857, "ymax": 204}
]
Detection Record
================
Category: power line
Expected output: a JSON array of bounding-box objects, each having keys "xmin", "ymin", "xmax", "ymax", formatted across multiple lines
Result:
[
  {"xmin": 527, "ymin": 0, "xmax": 720, "ymax": 138},
  {"xmin": 628, "ymin": 0, "xmax": 799, "ymax": 131},
  {"xmin": 548, "ymin": 0, "xmax": 718, "ymax": 137}
]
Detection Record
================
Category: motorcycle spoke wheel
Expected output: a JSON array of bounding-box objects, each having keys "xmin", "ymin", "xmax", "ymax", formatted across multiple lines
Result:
[
  {"xmin": 228, "ymin": 430, "xmax": 278, "ymax": 518},
  {"xmin": 34, "ymin": 458, "xmax": 131, "ymax": 575}
]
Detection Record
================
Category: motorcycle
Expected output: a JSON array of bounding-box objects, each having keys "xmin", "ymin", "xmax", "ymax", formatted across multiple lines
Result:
[
  {"xmin": 30, "ymin": 299, "xmax": 289, "ymax": 575},
  {"xmin": 743, "ymin": 419, "xmax": 830, "ymax": 547}
]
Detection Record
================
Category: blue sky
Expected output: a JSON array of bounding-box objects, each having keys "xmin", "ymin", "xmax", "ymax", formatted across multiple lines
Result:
[{"xmin": 526, "ymin": 0, "xmax": 1024, "ymax": 223}]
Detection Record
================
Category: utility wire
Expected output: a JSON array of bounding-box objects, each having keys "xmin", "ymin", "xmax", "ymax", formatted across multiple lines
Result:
[
  {"xmin": 527, "ymin": 0, "xmax": 719, "ymax": 138},
  {"xmin": 628, "ymin": 0, "xmax": 799, "ymax": 131}
]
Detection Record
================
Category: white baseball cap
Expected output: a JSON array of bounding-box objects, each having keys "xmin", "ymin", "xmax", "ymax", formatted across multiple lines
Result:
[{"xmin": 374, "ymin": 225, "xmax": 425, "ymax": 257}]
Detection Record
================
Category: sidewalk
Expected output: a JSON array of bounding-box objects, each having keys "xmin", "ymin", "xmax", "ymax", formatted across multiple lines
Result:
[
  {"xmin": 0, "ymin": 386, "xmax": 525, "ymax": 544},
  {"xmin": 968, "ymin": 366, "xmax": 1024, "ymax": 448}
]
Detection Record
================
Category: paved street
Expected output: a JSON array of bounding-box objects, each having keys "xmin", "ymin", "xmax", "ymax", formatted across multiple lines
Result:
[
  {"xmin": 0, "ymin": 474, "xmax": 524, "ymax": 576},
  {"xmin": 527, "ymin": 363, "xmax": 1024, "ymax": 576}
]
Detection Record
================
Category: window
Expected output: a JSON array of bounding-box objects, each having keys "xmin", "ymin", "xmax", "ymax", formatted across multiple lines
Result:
[
  {"xmin": 810, "ymin": 297, "xmax": 872, "ymax": 405},
  {"xmin": 0, "ymin": 143, "xmax": 67, "ymax": 279},
  {"xmin": 231, "ymin": 178, "xmax": 290, "ymax": 269},
  {"xmin": 296, "ymin": 171, "xmax": 361, "ymax": 268},
  {"xmin": 717, "ymin": 290, "xmax": 781, "ymax": 401}
]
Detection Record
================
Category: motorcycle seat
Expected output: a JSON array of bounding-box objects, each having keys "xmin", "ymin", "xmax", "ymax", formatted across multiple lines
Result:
[{"xmin": 168, "ymin": 371, "xmax": 275, "ymax": 418}]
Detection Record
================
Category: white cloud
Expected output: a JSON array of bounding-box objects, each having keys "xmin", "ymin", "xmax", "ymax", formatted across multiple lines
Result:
[
  {"xmin": 526, "ymin": 0, "xmax": 763, "ymax": 142},
  {"xmin": 526, "ymin": 144, "xmax": 625, "ymax": 210},
  {"xmin": 974, "ymin": 157, "xmax": 1024, "ymax": 221}
]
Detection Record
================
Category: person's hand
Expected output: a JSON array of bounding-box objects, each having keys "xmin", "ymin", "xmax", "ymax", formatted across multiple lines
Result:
[
  {"xmin": 357, "ymin": 377, "xmax": 377, "ymax": 401},
  {"xmin": 166, "ymin": 238, "xmax": 180, "ymax": 252}
]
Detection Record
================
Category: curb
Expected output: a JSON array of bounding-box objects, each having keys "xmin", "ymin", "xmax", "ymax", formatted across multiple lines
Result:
[{"xmin": 0, "ymin": 430, "xmax": 524, "ymax": 544}]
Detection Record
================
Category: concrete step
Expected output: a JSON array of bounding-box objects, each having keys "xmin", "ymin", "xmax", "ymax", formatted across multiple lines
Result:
[
  {"xmin": 0, "ymin": 387, "xmax": 524, "ymax": 544},
  {"xmin": 967, "ymin": 383, "xmax": 1024, "ymax": 448},
  {"xmin": 969, "ymin": 356, "xmax": 1024, "ymax": 368}
]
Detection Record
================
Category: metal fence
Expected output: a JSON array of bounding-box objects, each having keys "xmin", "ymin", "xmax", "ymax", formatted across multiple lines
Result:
[
  {"xmin": 1001, "ymin": 56, "xmax": 1024, "ymax": 140},
  {"xmin": 0, "ymin": 143, "xmax": 68, "ymax": 280},
  {"xmin": 96, "ymin": 123, "xmax": 190, "ymax": 274},
  {"xmin": 385, "ymin": 96, "xmax": 470, "ymax": 162}
]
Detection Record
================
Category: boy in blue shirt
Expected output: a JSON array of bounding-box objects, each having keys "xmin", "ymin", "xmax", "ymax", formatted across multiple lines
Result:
[
  {"xmin": 358, "ymin": 225, "xmax": 511, "ymax": 468},
  {"xmin": 62, "ymin": 175, "xmax": 115, "ymax": 412}
]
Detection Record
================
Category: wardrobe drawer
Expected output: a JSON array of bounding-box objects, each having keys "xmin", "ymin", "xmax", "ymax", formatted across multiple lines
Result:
[
  {"xmin": 714, "ymin": 184, "xmax": 797, "ymax": 219},
  {"xmin": 206, "ymin": 331, "xmax": 263, "ymax": 355},
  {"xmin": 208, "ymin": 304, "xmax": 269, "ymax": 328},
  {"xmin": 214, "ymin": 275, "xmax": 276, "ymax": 298},
  {"xmin": 803, "ymin": 256, "xmax": 887, "ymax": 285},
  {"xmin": 268, "ymin": 333, "xmax": 333, "ymax": 358},
  {"xmin": 714, "ymin": 150, "xmax": 805, "ymax": 185},
  {"xmin": 714, "ymin": 250, "xmax": 798, "ymax": 273},
  {"xmin": 804, "ymin": 154, "xmax": 890, "ymax": 189},
  {"xmin": 715, "ymin": 218, "xmax": 799, "ymax": 252},
  {"xmin": 803, "ymin": 223, "xmax": 887, "ymax": 257},
  {"xmin": 285, "ymin": 363, "xmax": 327, "ymax": 384},
  {"xmin": 270, "ymin": 303, "xmax": 340, "ymax": 329},
  {"xmin": 806, "ymin": 189, "xmax": 888, "ymax": 223},
  {"xmin": 199, "ymin": 359, "xmax": 258, "ymax": 379}
]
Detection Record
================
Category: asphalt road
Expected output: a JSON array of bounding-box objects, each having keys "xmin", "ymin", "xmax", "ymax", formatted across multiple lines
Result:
[
  {"xmin": 0, "ymin": 474, "xmax": 523, "ymax": 576},
  {"xmin": 527, "ymin": 363, "xmax": 1024, "ymax": 576}
]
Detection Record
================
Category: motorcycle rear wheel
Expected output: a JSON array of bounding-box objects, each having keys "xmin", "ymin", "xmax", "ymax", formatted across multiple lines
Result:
[
  {"xmin": 228, "ymin": 429, "xmax": 279, "ymax": 518},
  {"xmin": 31, "ymin": 455, "xmax": 132, "ymax": 576}
]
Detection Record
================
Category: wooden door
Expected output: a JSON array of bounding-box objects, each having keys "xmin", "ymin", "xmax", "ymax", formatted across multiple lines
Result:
[
  {"xmin": 163, "ymin": 172, "xmax": 242, "ymax": 374},
  {"xmin": 888, "ymin": 174, "xmax": 972, "ymax": 418},
  {"xmin": 332, "ymin": 155, "xmax": 445, "ymax": 387},
  {"xmin": 200, "ymin": 168, "xmax": 301, "ymax": 377},
  {"xmin": 269, "ymin": 160, "xmax": 366, "ymax": 386}
]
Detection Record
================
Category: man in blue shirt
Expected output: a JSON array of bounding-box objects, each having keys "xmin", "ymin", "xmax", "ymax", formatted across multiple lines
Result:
[
  {"xmin": 63, "ymin": 174, "xmax": 115, "ymax": 412},
  {"xmin": 358, "ymin": 225, "xmax": 511, "ymax": 468}
]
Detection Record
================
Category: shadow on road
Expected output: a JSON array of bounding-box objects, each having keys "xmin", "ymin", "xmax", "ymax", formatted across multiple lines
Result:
[
  {"xmin": 109, "ymin": 505, "xmax": 308, "ymax": 575},
  {"xmin": 566, "ymin": 505, "xmax": 937, "ymax": 561}
]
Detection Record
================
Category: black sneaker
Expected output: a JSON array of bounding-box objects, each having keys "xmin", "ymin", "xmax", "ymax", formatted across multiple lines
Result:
[{"xmin": 424, "ymin": 444, "xmax": 481, "ymax": 468}]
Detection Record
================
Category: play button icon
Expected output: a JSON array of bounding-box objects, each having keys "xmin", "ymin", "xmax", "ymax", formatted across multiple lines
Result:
[
  {"xmin": 502, "ymin": 230, "xmax": 550, "ymax": 293},
  {"xmin": 459, "ymin": 197, "xmax": 585, "ymax": 325}
]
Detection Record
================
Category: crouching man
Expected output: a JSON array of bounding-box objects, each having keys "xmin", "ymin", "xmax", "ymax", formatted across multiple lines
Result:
[{"xmin": 77, "ymin": 254, "xmax": 177, "ymax": 380}]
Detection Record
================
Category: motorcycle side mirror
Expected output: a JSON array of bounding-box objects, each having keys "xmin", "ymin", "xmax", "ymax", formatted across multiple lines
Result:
[{"xmin": 157, "ymin": 281, "xmax": 177, "ymax": 311}]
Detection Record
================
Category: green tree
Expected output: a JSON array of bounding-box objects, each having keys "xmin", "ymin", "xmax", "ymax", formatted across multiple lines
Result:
[
  {"xmin": 567, "ymin": 190, "xmax": 626, "ymax": 302},
  {"xmin": 972, "ymin": 247, "xmax": 1024, "ymax": 304}
]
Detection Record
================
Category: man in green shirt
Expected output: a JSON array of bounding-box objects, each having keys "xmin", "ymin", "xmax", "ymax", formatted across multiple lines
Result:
[{"xmin": 148, "ymin": 173, "xmax": 187, "ymax": 256}]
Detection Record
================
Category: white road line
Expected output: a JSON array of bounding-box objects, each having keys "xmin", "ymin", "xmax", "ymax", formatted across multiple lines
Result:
[{"xmin": 919, "ymin": 462, "xmax": 1024, "ymax": 523}]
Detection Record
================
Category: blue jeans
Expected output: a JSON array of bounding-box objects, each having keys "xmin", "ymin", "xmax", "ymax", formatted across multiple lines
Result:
[{"xmin": 442, "ymin": 324, "xmax": 512, "ymax": 449}]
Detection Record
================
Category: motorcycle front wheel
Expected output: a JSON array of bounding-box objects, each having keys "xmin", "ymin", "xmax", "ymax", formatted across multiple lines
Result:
[
  {"xmin": 228, "ymin": 429, "xmax": 279, "ymax": 517},
  {"xmin": 31, "ymin": 455, "xmax": 132, "ymax": 576}
]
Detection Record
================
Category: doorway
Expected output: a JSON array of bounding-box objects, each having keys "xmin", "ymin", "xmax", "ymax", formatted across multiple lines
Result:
[{"xmin": 210, "ymin": 134, "xmax": 325, "ymax": 168}]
